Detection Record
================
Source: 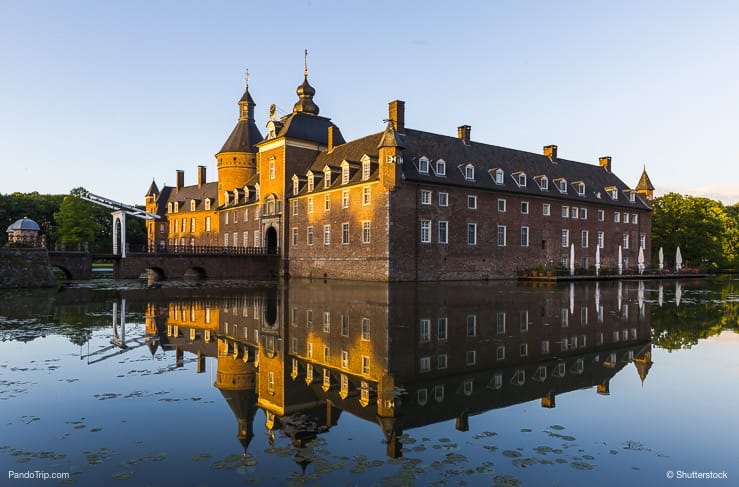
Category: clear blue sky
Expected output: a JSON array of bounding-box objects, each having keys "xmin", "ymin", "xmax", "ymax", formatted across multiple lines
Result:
[{"xmin": 2, "ymin": 0, "xmax": 737, "ymax": 205}]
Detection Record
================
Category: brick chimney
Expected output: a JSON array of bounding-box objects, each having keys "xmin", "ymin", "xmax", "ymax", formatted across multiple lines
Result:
[
  {"xmin": 327, "ymin": 126, "xmax": 335, "ymax": 152},
  {"xmin": 543, "ymin": 145, "xmax": 558, "ymax": 160},
  {"xmin": 457, "ymin": 125, "xmax": 471, "ymax": 144},
  {"xmin": 176, "ymin": 170, "xmax": 184, "ymax": 191},
  {"xmin": 388, "ymin": 100, "xmax": 405, "ymax": 134},
  {"xmin": 599, "ymin": 156, "xmax": 612, "ymax": 172},
  {"xmin": 197, "ymin": 165, "xmax": 206, "ymax": 187}
]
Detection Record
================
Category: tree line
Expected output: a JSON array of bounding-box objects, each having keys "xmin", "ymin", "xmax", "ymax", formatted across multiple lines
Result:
[{"xmin": 1, "ymin": 188, "xmax": 146, "ymax": 253}]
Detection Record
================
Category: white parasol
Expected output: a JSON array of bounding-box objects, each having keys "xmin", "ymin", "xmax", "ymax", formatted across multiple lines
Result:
[
  {"xmin": 658, "ymin": 247, "xmax": 664, "ymax": 271},
  {"xmin": 618, "ymin": 245, "xmax": 623, "ymax": 275},
  {"xmin": 595, "ymin": 245, "xmax": 601, "ymax": 276},
  {"xmin": 638, "ymin": 246, "xmax": 645, "ymax": 275},
  {"xmin": 570, "ymin": 243, "xmax": 575, "ymax": 276},
  {"xmin": 675, "ymin": 246, "xmax": 683, "ymax": 271}
]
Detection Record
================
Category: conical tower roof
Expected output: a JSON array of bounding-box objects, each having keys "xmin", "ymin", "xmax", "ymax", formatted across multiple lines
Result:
[
  {"xmin": 219, "ymin": 82, "xmax": 264, "ymax": 154},
  {"xmin": 636, "ymin": 166, "xmax": 655, "ymax": 191}
]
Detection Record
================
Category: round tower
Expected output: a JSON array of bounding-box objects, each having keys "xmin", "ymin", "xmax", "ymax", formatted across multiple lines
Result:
[{"xmin": 216, "ymin": 73, "xmax": 264, "ymax": 207}]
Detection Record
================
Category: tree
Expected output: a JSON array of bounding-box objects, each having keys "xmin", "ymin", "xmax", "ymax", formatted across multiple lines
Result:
[
  {"xmin": 53, "ymin": 188, "xmax": 102, "ymax": 249},
  {"xmin": 652, "ymin": 193, "xmax": 738, "ymax": 270}
]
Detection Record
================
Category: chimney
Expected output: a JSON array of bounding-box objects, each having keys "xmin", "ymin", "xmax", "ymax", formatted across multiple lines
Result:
[
  {"xmin": 543, "ymin": 145, "xmax": 558, "ymax": 160},
  {"xmin": 197, "ymin": 165, "xmax": 206, "ymax": 187},
  {"xmin": 327, "ymin": 126, "xmax": 335, "ymax": 152},
  {"xmin": 599, "ymin": 156, "xmax": 612, "ymax": 172},
  {"xmin": 388, "ymin": 100, "xmax": 405, "ymax": 134},
  {"xmin": 457, "ymin": 125, "xmax": 471, "ymax": 145},
  {"xmin": 176, "ymin": 170, "xmax": 184, "ymax": 191}
]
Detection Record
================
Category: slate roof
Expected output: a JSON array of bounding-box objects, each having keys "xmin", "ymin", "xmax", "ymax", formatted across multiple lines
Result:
[
  {"xmin": 297, "ymin": 126, "xmax": 651, "ymax": 210},
  {"xmin": 163, "ymin": 182, "xmax": 218, "ymax": 212},
  {"xmin": 272, "ymin": 112, "xmax": 345, "ymax": 147},
  {"xmin": 145, "ymin": 179, "xmax": 159, "ymax": 197},
  {"xmin": 636, "ymin": 167, "xmax": 655, "ymax": 191},
  {"xmin": 219, "ymin": 118, "xmax": 264, "ymax": 154}
]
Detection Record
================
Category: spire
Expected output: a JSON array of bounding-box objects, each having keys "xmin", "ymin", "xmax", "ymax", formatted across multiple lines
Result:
[
  {"xmin": 636, "ymin": 164, "xmax": 655, "ymax": 191},
  {"xmin": 145, "ymin": 179, "xmax": 159, "ymax": 197},
  {"xmin": 293, "ymin": 49, "xmax": 319, "ymax": 115},
  {"xmin": 239, "ymin": 68, "xmax": 255, "ymax": 121}
]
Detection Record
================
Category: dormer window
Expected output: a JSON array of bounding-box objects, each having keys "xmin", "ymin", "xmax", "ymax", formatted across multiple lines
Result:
[
  {"xmin": 254, "ymin": 183, "xmax": 260, "ymax": 201},
  {"xmin": 418, "ymin": 156, "xmax": 430, "ymax": 174},
  {"xmin": 535, "ymin": 175, "xmax": 549, "ymax": 191},
  {"xmin": 606, "ymin": 186, "xmax": 618, "ymax": 200},
  {"xmin": 574, "ymin": 181, "xmax": 585, "ymax": 196},
  {"xmin": 167, "ymin": 202, "xmax": 173, "ymax": 213},
  {"xmin": 513, "ymin": 171, "xmax": 527, "ymax": 187},
  {"xmin": 323, "ymin": 167, "xmax": 331, "ymax": 189},
  {"xmin": 292, "ymin": 175, "xmax": 299, "ymax": 196},
  {"xmin": 489, "ymin": 168, "xmax": 504, "ymax": 185},
  {"xmin": 464, "ymin": 163, "xmax": 475, "ymax": 181},
  {"xmin": 204, "ymin": 199, "xmax": 211, "ymax": 211},
  {"xmin": 627, "ymin": 190, "xmax": 636, "ymax": 202},
  {"xmin": 555, "ymin": 178, "xmax": 567, "ymax": 193},
  {"xmin": 307, "ymin": 172, "xmax": 315, "ymax": 192},
  {"xmin": 362, "ymin": 157, "xmax": 371, "ymax": 181},
  {"xmin": 341, "ymin": 161, "xmax": 350, "ymax": 184},
  {"xmin": 174, "ymin": 201, "xmax": 179, "ymax": 212},
  {"xmin": 233, "ymin": 189, "xmax": 239, "ymax": 204},
  {"xmin": 436, "ymin": 159, "xmax": 446, "ymax": 176},
  {"xmin": 190, "ymin": 200, "xmax": 196, "ymax": 211},
  {"xmin": 224, "ymin": 192, "xmax": 230, "ymax": 205}
]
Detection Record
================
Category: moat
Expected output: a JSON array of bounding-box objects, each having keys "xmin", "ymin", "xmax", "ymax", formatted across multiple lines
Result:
[{"xmin": 1, "ymin": 277, "xmax": 737, "ymax": 486}]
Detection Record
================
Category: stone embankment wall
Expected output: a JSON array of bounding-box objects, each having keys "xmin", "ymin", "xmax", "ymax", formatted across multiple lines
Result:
[{"xmin": 0, "ymin": 249, "xmax": 56, "ymax": 288}]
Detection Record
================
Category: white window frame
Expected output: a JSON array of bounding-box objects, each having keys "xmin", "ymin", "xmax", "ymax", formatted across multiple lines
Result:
[{"xmin": 420, "ymin": 220, "xmax": 431, "ymax": 243}]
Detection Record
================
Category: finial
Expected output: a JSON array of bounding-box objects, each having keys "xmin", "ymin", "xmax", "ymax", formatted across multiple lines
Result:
[
  {"xmin": 303, "ymin": 49, "xmax": 308, "ymax": 77},
  {"xmin": 244, "ymin": 68, "xmax": 250, "ymax": 88}
]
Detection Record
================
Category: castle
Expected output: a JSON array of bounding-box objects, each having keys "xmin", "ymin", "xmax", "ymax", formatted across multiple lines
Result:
[{"xmin": 145, "ymin": 65, "xmax": 654, "ymax": 281}]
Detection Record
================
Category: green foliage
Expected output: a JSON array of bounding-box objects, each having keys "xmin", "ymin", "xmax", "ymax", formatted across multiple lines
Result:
[
  {"xmin": 0, "ymin": 192, "xmax": 65, "ymax": 246},
  {"xmin": 652, "ymin": 193, "xmax": 739, "ymax": 270},
  {"xmin": 54, "ymin": 188, "xmax": 103, "ymax": 248}
]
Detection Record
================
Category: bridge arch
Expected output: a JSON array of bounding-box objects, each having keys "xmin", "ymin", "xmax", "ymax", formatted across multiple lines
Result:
[
  {"xmin": 51, "ymin": 265, "xmax": 73, "ymax": 280},
  {"xmin": 184, "ymin": 267, "xmax": 207, "ymax": 281},
  {"xmin": 145, "ymin": 267, "xmax": 167, "ymax": 282},
  {"xmin": 266, "ymin": 226, "xmax": 278, "ymax": 255}
]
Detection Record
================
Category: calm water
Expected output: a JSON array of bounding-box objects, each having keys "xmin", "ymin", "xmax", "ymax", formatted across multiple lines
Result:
[{"xmin": 0, "ymin": 277, "xmax": 737, "ymax": 486}]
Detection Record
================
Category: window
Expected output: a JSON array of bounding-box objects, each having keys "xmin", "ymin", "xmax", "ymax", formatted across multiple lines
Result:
[
  {"xmin": 190, "ymin": 200, "xmax": 196, "ymax": 211},
  {"xmin": 420, "ymin": 356, "xmax": 431, "ymax": 373},
  {"xmin": 341, "ymin": 350, "xmax": 349, "ymax": 369},
  {"xmin": 342, "ymin": 190, "xmax": 349, "ymax": 208},
  {"xmin": 557, "ymin": 179, "xmax": 567, "ymax": 193},
  {"xmin": 438, "ymin": 221, "xmax": 448, "ymax": 244},
  {"xmin": 467, "ymin": 195, "xmax": 477, "ymax": 209},
  {"xmin": 497, "ymin": 312, "xmax": 506, "ymax": 334},
  {"xmin": 341, "ymin": 315, "xmax": 349, "ymax": 336},
  {"xmin": 362, "ymin": 356, "xmax": 370, "ymax": 375},
  {"xmin": 623, "ymin": 233, "xmax": 630, "ymax": 249},
  {"xmin": 244, "ymin": 207, "xmax": 249, "ymax": 221},
  {"xmin": 498, "ymin": 198, "xmax": 507, "ymax": 212},
  {"xmin": 420, "ymin": 319, "xmax": 431, "ymax": 342},
  {"xmin": 494, "ymin": 168, "xmax": 504, "ymax": 184},
  {"xmin": 436, "ymin": 159, "xmax": 446, "ymax": 176},
  {"xmin": 537, "ymin": 175, "xmax": 549, "ymax": 190},
  {"xmin": 269, "ymin": 158, "xmax": 275, "ymax": 180},
  {"xmin": 497, "ymin": 225, "xmax": 507, "ymax": 247},
  {"xmin": 581, "ymin": 230, "xmax": 589, "ymax": 248},
  {"xmin": 224, "ymin": 233, "xmax": 229, "ymax": 246},
  {"xmin": 361, "ymin": 318, "xmax": 370, "ymax": 340},
  {"xmin": 205, "ymin": 216, "xmax": 211, "ymax": 232},
  {"xmin": 418, "ymin": 156, "xmax": 429, "ymax": 174},
  {"xmin": 324, "ymin": 194, "xmax": 330, "ymax": 211},
  {"xmin": 520, "ymin": 343, "xmax": 528, "ymax": 357},
  {"xmin": 633, "ymin": 214, "xmax": 638, "ymax": 224},
  {"xmin": 571, "ymin": 207, "xmax": 578, "ymax": 219},
  {"xmin": 623, "ymin": 212, "xmax": 630, "ymax": 224},
  {"xmin": 521, "ymin": 226, "xmax": 529, "ymax": 247},
  {"xmin": 362, "ymin": 221, "xmax": 371, "ymax": 244},
  {"xmin": 520, "ymin": 310, "xmax": 529, "ymax": 332},
  {"xmin": 437, "ymin": 354, "xmax": 447, "ymax": 370},
  {"xmin": 639, "ymin": 233, "xmax": 646, "ymax": 249},
  {"xmin": 420, "ymin": 220, "xmax": 431, "ymax": 243},
  {"xmin": 614, "ymin": 212, "xmax": 620, "ymax": 223},
  {"xmin": 575, "ymin": 181, "xmax": 585, "ymax": 195},
  {"xmin": 342, "ymin": 223, "xmax": 349, "ymax": 244},
  {"xmin": 608, "ymin": 187, "xmax": 618, "ymax": 200},
  {"xmin": 466, "ymin": 350, "xmax": 477, "ymax": 366},
  {"xmin": 543, "ymin": 203, "xmax": 550, "ymax": 216},
  {"xmin": 342, "ymin": 164, "xmax": 350, "ymax": 184},
  {"xmin": 362, "ymin": 186, "xmax": 371, "ymax": 205},
  {"xmin": 464, "ymin": 164, "xmax": 475, "ymax": 180},
  {"xmin": 308, "ymin": 197, "xmax": 314, "ymax": 213},
  {"xmin": 466, "ymin": 315, "xmax": 477, "ymax": 336},
  {"xmin": 521, "ymin": 201, "xmax": 529, "ymax": 214},
  {"xmin": 562, "ymin": 206, "xmax": 569, "ymax": 218},
  {"xmin": 324, "ymin": 167, "xmax": 331, "ymax": 188},
  {"xmin": 254, "ymin": 230, "xmax": 260, "ymax": 247},
  {"xmin": 467, "ymin": 223, "xmax": 477, "ymax": 245},
  {"xmin": 307, "ymin": 173, "xmax": 314, "ymax": 192},
  {"xmin": 323, "ymin": 224, "xmax": 331, "ymax": 245},
  {"xmin": 437, "ymin": 318, "xmax": 448, "ymax": 341},
  {"xmin": 421, "ymin": 190, "xmax": 432, "ymax": 205},
  {"xmin": 232, "ymin": 232, "xmax": 238, "ymax": 247},
  {"xmin": 362, "ymin": 159, "xmax": 371, "ymax": 180},
  {"xmin": 224, "ymin": 211, "xmax": 229, "ymax": 225},
  {"xmin": 514, "ymin": 172, "xmax": 526, "ymax": 187},
  {"xmin": 580, "ymin": 208, "xmax": 587, "ymax": 219},
  {"xmin": 190, "ymin": 218, "xmax": 195, "ymax": 232},
  {"xmin": 205, "ymin": 199, "xmax": 211, "ymax": 211},
  {"xmin": 597, "ymin": 231, "xmax": 604, "ymax": 249},
  {"xmin": 438, "ymin": 192, "xmax": 448, "ymax": 207},
  {"xmin": 307, "ymin": 226, "xmax": 314, "ymax": 245},
  {"xmin": 561, "ymin": 229, "xmax": 570, "ymax": 247},
  {"xmin": 292, "ymin": 228, "xmax": 298, "ymax": 246},
  {"xmin": 597, "ymin": 209, "xmax": 604, "ymax": 221}
]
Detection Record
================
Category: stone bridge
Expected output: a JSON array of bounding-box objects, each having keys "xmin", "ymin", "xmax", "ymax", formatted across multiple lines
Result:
[
  {"xmin": 48, "ymin": 251, "xmax": 93, "ymax": 280},
  {"xmin": 113, "ymin": 252, "xmax": 280, "ymax": 280}
]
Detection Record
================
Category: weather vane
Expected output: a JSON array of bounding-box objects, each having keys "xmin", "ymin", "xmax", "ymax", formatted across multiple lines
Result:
[
  {"xmin": 244, "ymin": 68, "xmax": 250, "ymax": 88},
  {"xmin": 304, "ymin": 49, "xmax": 308, "ymax": 77}
]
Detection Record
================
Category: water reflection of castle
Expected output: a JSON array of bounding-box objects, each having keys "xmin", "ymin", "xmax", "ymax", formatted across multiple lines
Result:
[{"xmin": 145, "ymin": 280, "xmax": 652, "ymax": 458}]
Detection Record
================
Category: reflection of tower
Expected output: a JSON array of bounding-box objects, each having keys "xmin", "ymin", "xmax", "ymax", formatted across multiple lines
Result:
[
  {"xmin": 633, "ymin": 345, "xmax": 653, "ymax": 385},
  {"xmin": 214, "ymin": 340, "xmax": 258, "ymax": 453}
]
